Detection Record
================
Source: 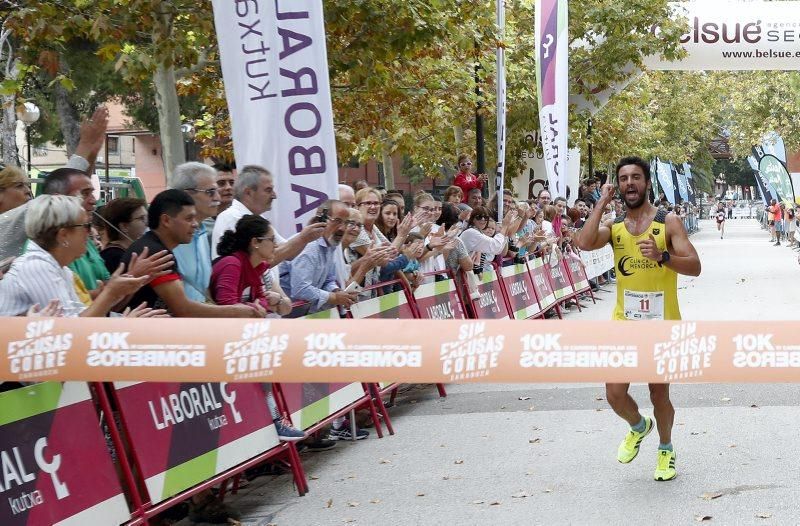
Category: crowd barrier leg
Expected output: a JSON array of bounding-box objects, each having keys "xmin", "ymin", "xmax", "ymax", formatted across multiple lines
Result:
[
  {"xmin": 360, "ymin": 383, "xmax": 385, "ymax": 439},
  {"xmin": 272, "ymin": 383, "xmax": 309, "ymax": 495},
  {"xmin": 365, "ymin": 383, "xmax": 395, "ymax": 436},
  {"xmin": 92, "ymin": 382, "xmax": 149, "ymax": 525}
]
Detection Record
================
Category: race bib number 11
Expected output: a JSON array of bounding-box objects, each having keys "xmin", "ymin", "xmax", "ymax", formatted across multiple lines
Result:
[{"xmin": 623, "ymin": 290, "xmax": 664, "ymax": 320}]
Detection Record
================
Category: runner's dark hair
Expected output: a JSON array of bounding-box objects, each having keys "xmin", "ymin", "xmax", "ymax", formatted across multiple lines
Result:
[{"xmin": 615, "ymin": 156, "xmax": 651, "ymax": 183}]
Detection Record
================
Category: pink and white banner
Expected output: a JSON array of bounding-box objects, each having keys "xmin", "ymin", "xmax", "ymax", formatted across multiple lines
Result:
[
  {"xmin": 211, "ymin": 0, "xmax": 338, "ymax": 238},
  {"xmin": 536, "ymin": 0, "xmax": 569, "ymax": 199}
]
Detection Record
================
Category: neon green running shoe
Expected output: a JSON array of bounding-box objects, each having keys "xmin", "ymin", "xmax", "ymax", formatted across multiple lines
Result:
[
  {"xmin": 616, "ymin": 416, "xmax": 654, "ymax": 463},
  {"xmin": 654, "ymin": 449, "xmax": 677, "ymax": 481}
]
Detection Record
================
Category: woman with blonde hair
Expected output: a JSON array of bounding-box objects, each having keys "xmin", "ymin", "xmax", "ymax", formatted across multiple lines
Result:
[{"xmin": 0, "ymin": 164, "xmax": 31, "ymax": 214}]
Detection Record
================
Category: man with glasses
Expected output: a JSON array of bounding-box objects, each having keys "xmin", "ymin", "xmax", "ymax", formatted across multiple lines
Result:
[
  {"xmin": 170, "ymin": 162, "xmax": 221, "ymax": 302},
  {"xmin": 537, "ymin": 189, "xmax": 552, "ymax": 209},
  {"xmin": 454, "ymin": 154, "xmax": 487, "ymax": 203},
  {"xmin": 278, "ymin": 200, "xmax": 359, "ymax": 316},
  {"xmin": 202, "ymin": 162, "xmax": 237, "ymax": 236}
]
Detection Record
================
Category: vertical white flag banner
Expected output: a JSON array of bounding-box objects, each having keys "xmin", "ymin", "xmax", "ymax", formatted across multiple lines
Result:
[
  {"xmin": 495, "ymin": 0, "xmax": 507, "ymax": 219},
  {"xmin": 211, "ymin": 0, "xmax": 338, "ymax": 238},
  {"xmin": 536, "ymin": 0, "xmax": 569, "ymax": 199}
]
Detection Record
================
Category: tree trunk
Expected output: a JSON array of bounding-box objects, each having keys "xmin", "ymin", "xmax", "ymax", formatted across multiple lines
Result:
[
  {"xmin": 0, "ymin": 95, "xmax": 18, "ymax": 167},
  {"xmin": 381, "ymin": 137, "xmax": 395, "ymax": 191},
  {"xmin": 53, "ymin": 61, "xmax": 81, "ymax": 155},
  {"xmin": 0, "ymin": 27, "xmax": 19, "ymax": 166},
  {"xmin": 453, "ymin": 124, "xmax": 464, "ymax": 151},
  {"xmin": 153, "ymin": 63, "xmax": 185, "ymax": 185}
]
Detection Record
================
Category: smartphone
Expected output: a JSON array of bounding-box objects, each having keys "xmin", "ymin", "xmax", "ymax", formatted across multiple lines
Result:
[
  {"xmin": 316, "ymin": 207, "xmax": 329, "ymax": 223},
  {"xmin": 344, "ymin": 281, "xmax": 363, "ymax": 294}
]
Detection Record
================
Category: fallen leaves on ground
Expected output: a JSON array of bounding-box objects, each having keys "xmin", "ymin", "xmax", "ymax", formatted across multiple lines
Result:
[
  {"xmin": 701, "ymin": 491, "xmax": 724, "ymax": 500},
  {"xmin": 471, "ymin": 500, "xmax": 485, "ymax": 505},
  {"xmin": 595, "ymin": 396, "xmax": 604, "ymax": 401},
  {"xmin": 369, "ymin": 498, "xmax": 381, "ymax": 504},
  {"xmin": 416, "ymin": 492, "xmax": 426, "ymax": 497},
  {"xmin": 543, "ymin": 488, "xmax": 553, "ymax": 493},
  {"xmin": 310, "ymin": 475, "xmax": 319, "ymax": 480},
  {"xmin": 694, "ymin": 515, "xmax": 712, "ymax": 522},
  {"xmin": 379, "ymin": 458, "xmax": 391, "ymax": 464},
  {"xmin": 454, "ymin": 459, "xmax": 464, "ymax": 464},
  {"xmin": 490, "ymin": 501, "xmax": 501, "ymax": 506},
  {"xmin": 755, "ymin": 512, "xmax": 773, "ymax": 519},
  {"xmin": 347, "ymin": 501, "xmax": 359, "ymax": 507},
  {"xmin": 326, "ymin": 498, "xmax": 333, "ymax": 508},
  {"xmin": 511, "ymin": 491, "xmax": 530, "ymax": 498},
  {"xmin": 529, "ymin": 438, "xmax": 542, "ymax": 444},
  {"xmin": 721, "ymin": 397, "xmax": 732, "ymax": 402}
]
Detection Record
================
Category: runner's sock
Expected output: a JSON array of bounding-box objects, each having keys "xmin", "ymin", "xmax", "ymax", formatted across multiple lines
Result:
[
  {"xmin": 631, "ymin": 416, "xmax": 646, "ymax": 433},
  {"xmin": 658, "ymin": 442, "xmax": 673, "ymax": 452}
]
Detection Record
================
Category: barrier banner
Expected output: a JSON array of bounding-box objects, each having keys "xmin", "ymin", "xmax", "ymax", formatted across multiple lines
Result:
[
  {"xmin": 471, "ymin": 268, "xmax": 511, "ymax": 320},
  {"xmin": 564, "ymin": 256, "xmax": 590, "ymax": 292},
  {"xmin": 282, "ymin": 382, "xmax": 364, "ymax": 430},
  {"xmin": 580, "ymin": 245, "xmax": 614, "ymax": 280},
  {"xmin": 527, "ymin": 257, "xmax": 558, "ymax": 312},
  {"xmin": 113, "ymin": 382, "xmax": 279, "ymax": 503},
  {"xmin": 546, "ymin": 255, "xmax": 573, "ymax": 299},
  {"xmin": 500, "ymin": 262, "xmax": 541, "ymax": 320},
  {"xmin": 9, "ymin": 318, "xmax": 800, "ymax": 384},
  {"xmin": 413, "ymin": 279, "xmax": 466, "ymax": 320},
  {"xmin": 211, "ymin": 0, "xmax": 338, "ymax": 237},
  {"xmin": 349, "ymin": 290, "xmax": 415, "ymax": 319},
  {"xmin": 645, "ymin": 1, "xmax": 800, "ymax": 71},
  {"xmin": 0, "ymin": 382, "xmax": 129, "ymax": 526}
]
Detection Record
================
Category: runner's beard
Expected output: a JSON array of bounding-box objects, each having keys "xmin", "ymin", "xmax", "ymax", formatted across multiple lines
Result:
[{"xmin": 622, "ymin": 188, "xmax": 647, "ymax": 209}]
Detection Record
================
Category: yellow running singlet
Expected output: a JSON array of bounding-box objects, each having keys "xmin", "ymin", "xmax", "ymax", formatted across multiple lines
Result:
[{"xmin": 610, "ymin": 210, "xmax": 681, "ymax": 321}]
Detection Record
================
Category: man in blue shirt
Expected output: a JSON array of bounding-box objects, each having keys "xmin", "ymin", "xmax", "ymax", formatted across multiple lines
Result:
[
  {"xmin": 170, "ymin": 162, "xmax": 219, "ymax": 302},
  {"xmin": 279, "ymin": 200, "xmax": 358, "ymax": 315}
]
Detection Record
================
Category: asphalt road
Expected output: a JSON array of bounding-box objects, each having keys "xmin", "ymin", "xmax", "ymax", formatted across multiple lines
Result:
[{"xmin": 221, "ymin": 218, "xmax": 800, "ymax": 526}]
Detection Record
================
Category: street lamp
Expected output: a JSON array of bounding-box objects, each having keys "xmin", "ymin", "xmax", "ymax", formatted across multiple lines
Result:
[
  {"xmin": 181, "ymin": 123, "xmax": 195, "ymax": 162},
  {"xmin": 16, "ymin": 102, "xmax": 40, "ymax": 174}
]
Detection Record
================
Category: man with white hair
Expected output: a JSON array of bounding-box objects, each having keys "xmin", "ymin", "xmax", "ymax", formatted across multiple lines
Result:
[
  {"xmin": 338, "ymin": 183, "xmax": 356, "ymax": 208},
  {"xmin": 170, "ymin": 162, "xmax": 221, "ymax": 302},
  {"xmin": 211, "ymin": 164, "xmax": 324, "ymax": 261}
]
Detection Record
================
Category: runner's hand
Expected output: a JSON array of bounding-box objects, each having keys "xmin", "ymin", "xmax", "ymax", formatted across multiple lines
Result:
[
  {"xmin": 599, "ymin": 184, "xmax": 616, "ymax": 206},
  {"xmin": 636, "ymin": 234, "xmax": 662, "ymax": 262}
]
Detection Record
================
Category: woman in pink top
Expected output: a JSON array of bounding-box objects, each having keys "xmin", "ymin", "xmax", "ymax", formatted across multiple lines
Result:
[{"xmin": 211, "ymin": 215, "xmax": 291, "ymax": 315}]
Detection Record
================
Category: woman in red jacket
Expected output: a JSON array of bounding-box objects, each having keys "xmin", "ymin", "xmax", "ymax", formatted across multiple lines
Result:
[
  {"xmin": 211, "ymin": 214, "xmax": 291, "ymax": 316},
  {"xmin": 453, "ymin": 154, "xmax": 487, "ymax": 202}
]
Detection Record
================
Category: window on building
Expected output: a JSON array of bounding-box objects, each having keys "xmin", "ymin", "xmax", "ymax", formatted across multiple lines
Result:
[{"xmin": 107, "ymin": 136, "xmax": 119, "ymax": 155}]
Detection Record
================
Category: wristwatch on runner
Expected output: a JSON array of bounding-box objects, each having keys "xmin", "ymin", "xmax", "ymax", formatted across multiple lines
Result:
[{"xmin": 658, "ymin": 251, "xmax": 670, "ymax": 266}]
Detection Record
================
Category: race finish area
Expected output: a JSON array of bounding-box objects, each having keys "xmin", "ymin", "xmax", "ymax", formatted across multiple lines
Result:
[{"xmin": 219, "ymin": 219, "xmax": 800, "ymax": 525}]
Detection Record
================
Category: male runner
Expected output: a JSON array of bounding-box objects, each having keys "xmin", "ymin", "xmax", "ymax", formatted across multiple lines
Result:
[
  {"xmin": 575, "ymin": 156, "xmax": 701, "ymax": 481},
  {"xmin": 716, "ymin": 203, "xmax": 726, "ymax": 239}
]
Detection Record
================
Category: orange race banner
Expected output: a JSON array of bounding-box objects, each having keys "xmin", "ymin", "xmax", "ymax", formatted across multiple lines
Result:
[{"xmin": 3, "ymin": 317, "xmax": 800, "ymax": 384}]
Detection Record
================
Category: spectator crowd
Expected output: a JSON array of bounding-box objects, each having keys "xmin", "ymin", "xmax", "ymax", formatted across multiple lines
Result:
[{"xmin": 1, "ymin": 109, "xmax": 713, "ymax": 524}]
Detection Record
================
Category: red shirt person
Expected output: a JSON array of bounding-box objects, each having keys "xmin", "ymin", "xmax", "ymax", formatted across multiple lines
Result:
[{"xmin": 453, "ymin": 154, "xmax": 487, "ymax": 203}]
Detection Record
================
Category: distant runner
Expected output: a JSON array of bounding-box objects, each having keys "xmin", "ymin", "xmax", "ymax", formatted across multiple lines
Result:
[
  {"xmin": 576, "ymin": 156, "xmax": 701, "ymax": 482},
  {"xmin": 716, "ymin": 203, "xmax": 726, "ymax": 239}
]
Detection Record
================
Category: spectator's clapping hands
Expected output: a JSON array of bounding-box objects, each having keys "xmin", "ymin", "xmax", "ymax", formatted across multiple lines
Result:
[
  {"xmin": 397, "ymin": 213, "xmax": 417, "ymax": 238},
  {"xmin": 27, "ymin": 300, "xmax": 64, "ymax": 317},
  {"xmin": 122, "ymin": 302, "xmax": 170, "ymax": 318},
  {"xmin": 127, "ymin": 247, "xmax": 174, "ymax": 281}
]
